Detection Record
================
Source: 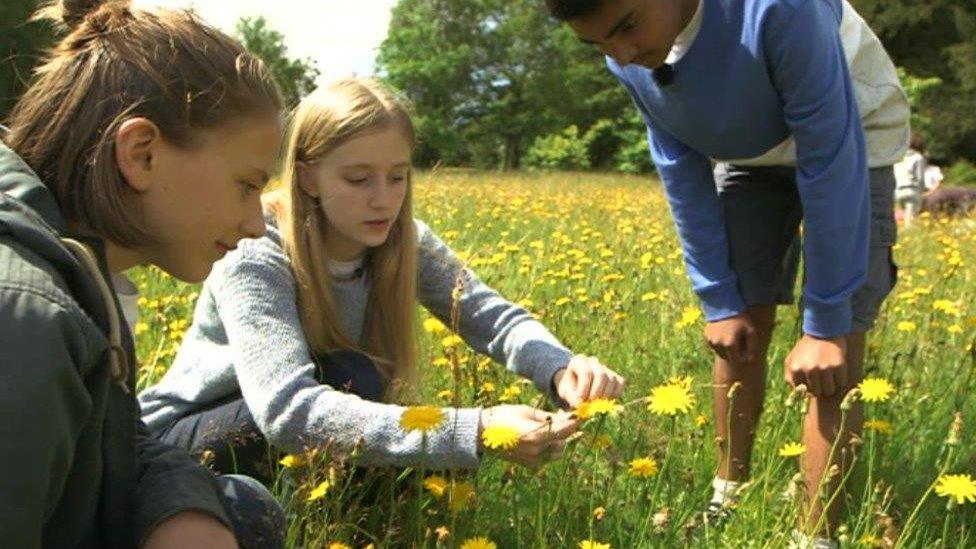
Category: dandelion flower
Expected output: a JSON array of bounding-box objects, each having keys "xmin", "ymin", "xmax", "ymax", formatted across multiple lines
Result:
[
  {"xmin": 647, "ymin": 382, "xmax": 694, "ymax": 416},
  {"xmin": 279, "ymin": 454, "xmax": 305, "ymax": 468},
  {"xmin": 576, "ymin": 398, "xmax": 622, "ymax": 420},
  {"xmin": 674, "ymin": 306, "xmax": 702, "ymax": 329},
  {"xmin": 400, "ymin": 406, "xmax": 446, "ymax": 432},
  {"xmin": 579, "ymin": 540, "xmax": 611, "ymax": 549},
  {"xmin": 441, "ymin": 334, "xmax": 463, "ymax": 348},
  {"xmin": 778, "ymin": 442, "xmax": 806, "ymax": 457},
  {"xmin": 863, "ymin": 419, "xmax": 893, "ymax": 434},
  {"xmin": 423, "ymin": 475, "xmax": 448, "ymax": 498},
  {"xmin": 896, "ymin": 321, "xmax": 917, "ymax": 332},
  {"xmin": 935, "ymin": 473, "xmax": 976, "ymax": 505},
  {"xmin": 694, "ymin": 414, "xmax": 709, "ymax": 427},
  {"xmin": 858, "ymin": 378, "xmax": 895, "ymax": 403},
  {"xmin": 423, "ymin": 317, "xmax": 447, "ymax": 334},
  {"xmin": 328, "ymin": 543, "xmax": 351, "ymax": 549},
  {"xmin": 481, "ymin": 425, "xmax": 520, "ymax": 450},
  {"xmin": 628, "ymin": 457, "xmax": 659, "ymax": 478},
  {"xmin": 307, "ymin": 480, "xmax": 330, "ymax": 502},
  {"xmin": 460, "ymin": 537, "xmax": 496, "ymax": 549}
]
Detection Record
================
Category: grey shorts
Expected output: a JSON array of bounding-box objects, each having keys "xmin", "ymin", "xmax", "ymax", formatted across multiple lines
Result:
[{"xmin": 715, "ymin": 163, "xmax": 898, "ymax": 333}]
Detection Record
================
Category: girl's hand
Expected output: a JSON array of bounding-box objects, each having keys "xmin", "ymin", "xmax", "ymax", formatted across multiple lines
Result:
[
  {"xmin": 478, "ymin": 405, "xmax": 578, "ymax": 467},
  {"xmin": 553, "ymin": 355, "xmax": 626, "ymax": 408},
  {"xmin": 143, "ymin": 511, "xmax": 238, "ymax": 549}
]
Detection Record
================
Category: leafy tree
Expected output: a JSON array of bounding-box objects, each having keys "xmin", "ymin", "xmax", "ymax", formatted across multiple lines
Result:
[
  {"xmin": 0, "ymin": 0, "xmax": 53, "ymax": 121},
  {"xmin": 236, "ymin": 16, "xmax": 319, "ymax": 109}
]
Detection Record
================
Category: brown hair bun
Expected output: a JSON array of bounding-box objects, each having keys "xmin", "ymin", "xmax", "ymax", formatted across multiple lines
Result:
[{"xmin": 33, "ymin": 0, "xmax": 126, "ymax": 32}]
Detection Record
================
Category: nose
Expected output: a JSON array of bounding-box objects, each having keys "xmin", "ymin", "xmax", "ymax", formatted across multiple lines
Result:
[
  {"xmin": 607, "ymin": 42, "xmax": 638, "ymax": 66},
  {"xmin": 240, "ymin": 197, "xmax": 267, "ymax": 240},
  {"xmin": 368, "ymin": 178, "xmax": 398, "ymax": 210}
]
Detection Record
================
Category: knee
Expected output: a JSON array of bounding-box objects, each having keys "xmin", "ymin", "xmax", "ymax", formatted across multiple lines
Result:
[{"xmin": 217, "ymin": 474, "xmax": 286, "ymax": 549}]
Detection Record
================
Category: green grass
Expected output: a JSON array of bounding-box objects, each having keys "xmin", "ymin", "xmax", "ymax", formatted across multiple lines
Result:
[{"xmin": 132, "ymin": 170, "xmax": 976, "ymax": 548}]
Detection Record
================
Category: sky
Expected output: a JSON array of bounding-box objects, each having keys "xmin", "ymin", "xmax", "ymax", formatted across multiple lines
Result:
[{"xmin": 134, "ymin": 0, "xmax": 399, "ymax": 83}]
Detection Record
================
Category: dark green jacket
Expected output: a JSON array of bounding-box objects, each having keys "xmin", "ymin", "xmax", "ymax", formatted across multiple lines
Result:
[{"xmin": 0, "ymin": 139, "xmax": 230, "ymax": 547}]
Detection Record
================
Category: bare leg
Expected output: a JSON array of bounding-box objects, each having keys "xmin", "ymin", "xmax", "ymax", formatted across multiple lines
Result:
[
  {"xmin": 713, "ymin": 305, "xmax": 777, "ymax": 481},
  {"xmin": 800, "ymin": 331, "xmax": 866, "ymax": 537}
]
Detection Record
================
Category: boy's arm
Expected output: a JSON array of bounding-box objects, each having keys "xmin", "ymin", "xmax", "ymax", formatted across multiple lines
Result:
[
  {"xmin": 765, "ymin": 0, "xmax": 871, "ymax": 338},
  {"xmin": 609, "ymin": 66, "xmax": 745, "ymax": 322},
  {"xmin": 625, "ymin": 99, "xmax": 746, "ymax": 322}
]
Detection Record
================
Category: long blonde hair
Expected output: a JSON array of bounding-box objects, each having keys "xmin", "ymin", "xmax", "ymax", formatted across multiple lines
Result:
[{"xmin": 268, "ymin": 78, "xmax": 417, "ymax": 397}]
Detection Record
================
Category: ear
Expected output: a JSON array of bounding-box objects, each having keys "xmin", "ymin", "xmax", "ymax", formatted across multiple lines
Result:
[
  {"xmin": 295, "ymin": 161, "xmax": 321, "ymax": 198},
  {"xmin": 114, "ymin": 118, "xmax": 161, "ymax": 193}
]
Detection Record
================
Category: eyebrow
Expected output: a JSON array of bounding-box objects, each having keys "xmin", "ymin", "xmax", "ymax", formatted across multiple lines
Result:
[
  {"xmin": 340, "ymin": 162, "xmax": 412, "ymax": 169},
  {"xmin": 578, "ymin": 10, "xmax": 636, "ymax": 44},
  {"xmin": 248, "ymin": 167, "xmax": 271, "ymax": 185}
]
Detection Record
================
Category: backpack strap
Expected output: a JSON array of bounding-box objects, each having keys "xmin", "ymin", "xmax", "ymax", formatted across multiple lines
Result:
[{"xmin": 59, "ymin": 237, "xmax": 130, "ymax": 394}]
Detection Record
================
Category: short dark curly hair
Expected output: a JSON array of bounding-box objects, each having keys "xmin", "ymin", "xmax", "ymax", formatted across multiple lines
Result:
[{"xmin": 544, "ymin": 0, "xmax": 606, "ymax": 20}]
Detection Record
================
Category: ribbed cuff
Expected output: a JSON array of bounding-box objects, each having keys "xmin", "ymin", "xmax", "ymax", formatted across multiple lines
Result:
[
  {"xmin": 802, "ymin": 298, "xmax": 853, "ymax": 338},
  {"xmin": 698, "ymin": 283, "xmax": 747, "ymax": 322}
]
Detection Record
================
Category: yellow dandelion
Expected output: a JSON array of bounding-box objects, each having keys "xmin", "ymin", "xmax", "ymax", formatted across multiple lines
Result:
[
  {"xmin": 555, "ymin": 296, "xmax": 572, "ymax": 306},
  {"xmin": 935, "ymin": 473, "xmax": 976, "ymax": 505},
  {"xmin": 933, "ymin": 299, "xmax": 960, "ymax": 315},
  {"xmin": 858, "ymin": 377, "xmax": 896, "ymax": 403},
  {"xmin": 576, "ymin": 398, "xmax": 622, "ymax": 420},
  {"xmin": 481, "ymin": 425, "xmax": 520, "ymax": 450},
  {"xmin": 628, "ymin": 457, "xmax": 659, "ymax": 478},
  {"xmin": 449, "ymin": 481, "xmax": 475, "ymax": 512},
  {"xmin": 441, "ymin": 334, "xmax": 463, "ymax": 348},
  {"xmin": 579, "ymin": 540, "xmax": 612, "ymax": 549},
  {"xmin": 423, "ymin": 475, "xmax": 448, "ymax": 498},
  {"xmin": 896, "ymin": 321, "xmax": 917, "ymax": 332},
  {"xmin": 947, "ymin": 324, "xmax": 963, "ymax": 334},
  {"xmin": 279, "ymin": 454, "xmax": 305, "ymax": 468},
  {"xmin": 307, "ymin": 480, "xmax": 330, "ymax": 502},
  {"xmin": 423, "ymin": 317, "xmax": 447, "ymax": 334},
  {"xmin": 328, "ymin": 543, "xmax": 351, "ymax": 549},
  {"xmin": 778, "ymin": 442, "xmax": 806, "ymax": 457},
  {"xmin": 694, "ymin": 414, "xmax": 709, "ymax": 427},
  {"xmin": 674, "ymin": 305, "xmax": 702, "ymax": 329},
  {"xmin": 400, "ymin": 406, "xmax": 446, "ymax": 432},
  {"xmin": 459, "ymin": 537, "xmax": 496, "ymax": 549},
  {"xmin": 863, "ymin": 419, "xmax": 893, "ymax": 434},
  {"xmin": 647, "ymin": 382, "xmax": 694, "ymax": 416}
]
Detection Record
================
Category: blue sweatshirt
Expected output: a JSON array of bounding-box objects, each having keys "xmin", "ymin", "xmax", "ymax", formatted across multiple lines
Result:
[{"xmin": 610, "ymin": 0, "xmax": 872, "ymax": 338}]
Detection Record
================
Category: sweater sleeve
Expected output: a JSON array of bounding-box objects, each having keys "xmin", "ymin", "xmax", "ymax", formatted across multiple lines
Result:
[
  {"xmin": 213, "ymin": 252, "xmax": 482, "ymax": 469},
  {"xmin": 414, "ymin": 220, "xmax": 573, "ymax": 400},
  {"xmin": 764, "ymin": 0, "xmax": 870, "ymax": 337},
  {"xmin": 611, "ymin": 70, "xmax": 746, "ymax": 321}
]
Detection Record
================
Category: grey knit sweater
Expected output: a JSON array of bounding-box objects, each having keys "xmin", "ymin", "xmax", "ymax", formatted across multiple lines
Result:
[{"xmin": 139, "ymin": 220, "xmax": 573, "ymax": 469}]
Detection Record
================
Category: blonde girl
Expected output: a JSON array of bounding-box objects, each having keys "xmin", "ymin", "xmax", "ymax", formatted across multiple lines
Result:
[{"xmin": 139, "ymin": 78, "xmax": 625, "ymax": 479}]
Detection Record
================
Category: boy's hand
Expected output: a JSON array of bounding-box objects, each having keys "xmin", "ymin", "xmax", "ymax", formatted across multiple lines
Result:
[
  {"xmin": 479, "ymin": 406, "xmax": 579, "ymax": 466},
  {"xmin": 784, "ymin": 334, "xmax": 848, "ymax": 397},
  {"xmin": 704, "ymin": 314, "xmax": 759, "ymax": 364},
  {"xmin": 553, "ymin": 355, "xmax": 626, "ymax": 408},
  {"xmin": 143, "ymin": 510, "xmax": 238, "ymax": 549}
]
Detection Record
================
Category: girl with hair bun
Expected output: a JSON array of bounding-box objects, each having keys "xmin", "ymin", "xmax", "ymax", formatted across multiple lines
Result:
[{"xmin": 0, "ymin": 1, "xmax": 286, "ymax": 547}]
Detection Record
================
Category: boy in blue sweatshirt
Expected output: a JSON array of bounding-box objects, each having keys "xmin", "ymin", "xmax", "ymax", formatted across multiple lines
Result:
[{"xmin": 546, "ymin": 0, "xmax": 908, "ymax": 544}]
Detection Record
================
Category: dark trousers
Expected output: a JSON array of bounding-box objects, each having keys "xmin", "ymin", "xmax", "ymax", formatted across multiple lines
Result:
[{"xmin": 155, "ymin": 351, "xmax": 384, "ymax": 483}]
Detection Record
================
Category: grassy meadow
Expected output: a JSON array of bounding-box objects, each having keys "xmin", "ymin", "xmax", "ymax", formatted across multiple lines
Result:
[{"xmin": 131, "ymin": 170, "xmax": 975, "ymax": 548}]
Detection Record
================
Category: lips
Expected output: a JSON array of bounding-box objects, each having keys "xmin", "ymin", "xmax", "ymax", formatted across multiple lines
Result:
[{"xmin": 364, "ymin": 219, "xmax": 391, "ymax": 228}]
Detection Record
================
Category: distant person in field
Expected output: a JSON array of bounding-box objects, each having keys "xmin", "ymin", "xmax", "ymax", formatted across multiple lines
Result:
[
  {"xmin": 139, "ymin": 77, "xmax": 626, "ymax": 481},
  {"xmin": 894, "ymin": 133, "xmax": 928, "ymax": 227},
  {"xmin": 544, "ymin": 0, "xmax": 909, "ymax": 545},
  {"xmin": 0, "ymin": 1, "xmax": 287, "ymax": 547}
]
